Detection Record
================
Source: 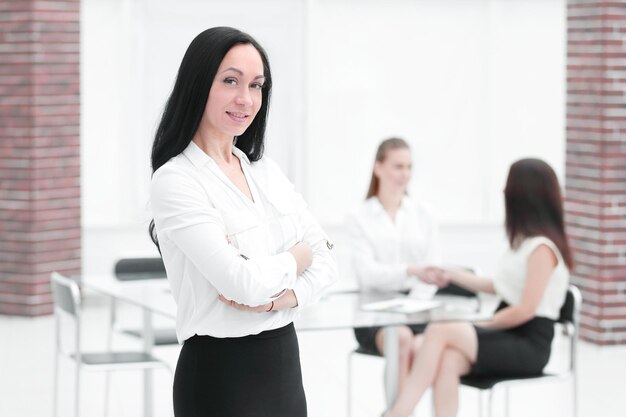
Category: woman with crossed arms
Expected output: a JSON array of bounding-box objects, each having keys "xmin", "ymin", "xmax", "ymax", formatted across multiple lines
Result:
[{"xmin": 150, "ymin": 27, "xmax": 338, "ymax": 417}]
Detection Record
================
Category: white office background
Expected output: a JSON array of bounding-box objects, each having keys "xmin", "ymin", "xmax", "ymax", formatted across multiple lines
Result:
[
  {"xmin": 12, "ymin": 2, "xmax": 626, "ymax": 417},
  {"xmin": 81, "ymin": 0, "xmax": 565, "ymax": 281}
]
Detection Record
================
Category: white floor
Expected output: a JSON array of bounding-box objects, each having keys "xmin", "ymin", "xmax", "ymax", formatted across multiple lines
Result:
[{"xmin": 1, "ymin": 292, "xmax": 626, "ymax": 417}]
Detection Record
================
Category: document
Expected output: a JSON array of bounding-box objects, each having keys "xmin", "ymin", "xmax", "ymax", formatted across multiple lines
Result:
[{"xmin": 361, "ymin": 298, "xmax": 442, "ymax": 314}]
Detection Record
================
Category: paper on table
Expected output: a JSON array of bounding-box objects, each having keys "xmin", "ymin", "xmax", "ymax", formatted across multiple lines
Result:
[
  {"xmin": 408, "ymin": 281, "xmax": 438, "ymax": 300},
  {"xmin": 361, "ymin": 298, "xmax": 442, "ymax": 314}
]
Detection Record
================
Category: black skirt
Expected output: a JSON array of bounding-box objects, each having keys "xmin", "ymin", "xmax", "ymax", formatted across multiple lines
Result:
[
  {"xmin": 470, "ymin": 301, "xmax": 555, "ymax": 377},
  {"xmin": 173, "ymin": 322, "xmax": 307, "ymax": 417},
  {"xmin": 353, "ymin": 324, "xmax": 427, "ymax": 356}
]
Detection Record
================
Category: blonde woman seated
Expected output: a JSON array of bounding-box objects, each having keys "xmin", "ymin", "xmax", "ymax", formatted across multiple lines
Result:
[
  {"xmin": 383, "ymin": 158, "xmax": 573, "ymax": 417},
  {"xmin": 345, "ymin": 138, "xmax": 440, "ymax": 391}
]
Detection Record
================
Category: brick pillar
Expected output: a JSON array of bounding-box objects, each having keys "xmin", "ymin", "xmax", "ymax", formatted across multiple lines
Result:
[
  {"xmin": 566, "ymin": 1, "xmax": 626, "ymax": 345},
  {"xmin": 0, "ymin": 0, "xmax": 81, "ymax": 316}
]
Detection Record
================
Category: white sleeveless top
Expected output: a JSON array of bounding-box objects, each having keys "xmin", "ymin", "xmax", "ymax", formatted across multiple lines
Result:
[{"xmin": 493, "ymin": 236, "xmax": 569, "ymax": 320}]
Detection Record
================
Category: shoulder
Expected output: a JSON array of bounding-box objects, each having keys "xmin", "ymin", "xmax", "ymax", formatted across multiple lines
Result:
[
  {"xmin": 404, "ymin": 197, "xmax": 437, "ymax": 223},
  {"xmin": 151, "ymin": 155, "xmax": 203, "ymax": 199},
  {"xmin": 520, "ymin": 236, "xmax": 562, "ymax": 264},
  {"xmin": 520, "ymin": 236, "xmax": 557, "ymax": 252},
  {"xmin": 355, "ymin": 198, "xmax": 380, "ymax": 217},
  {"xmin": 152, "ymin": 155, "xmax": 190, "ymax": 183},
  {"xmin": 416, "ymin": 200, "xmax": 435, "ymax": 217}
]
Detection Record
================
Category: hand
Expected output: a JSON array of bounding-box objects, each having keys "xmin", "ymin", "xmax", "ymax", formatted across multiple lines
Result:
[
  {"xmin": 274, "ymin": 289, "xmax": 298, "ymax": 310},
  {"xmin": 218, "ymin": 294, "xmax": 273, "ymax": 313},
  {"xmin": 406, "ymin": 265, "xmax": 424, "ymax": 279},
  {"xmin": 414, "ymin": 266, "xmax": 450, "ymax": 288},
  {"xmin": 288, "ymin": 242, "xmax": 313, "ymax": 275}
]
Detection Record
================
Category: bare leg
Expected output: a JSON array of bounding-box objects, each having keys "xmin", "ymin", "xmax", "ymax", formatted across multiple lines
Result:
[
  {"xmin": 376, "ymin": 326, "xmax": 414, "ymax": 392},
  {"xmin": 409, "ymin": 333, "xmax": 424, "ymax": 370},
  {"xmin": 433, "ymin": 348, "xmax": 472, "ymax": 417},
  {"xmin": 384, "ymin": 322, "xmax": 478, "ymax": 417}
]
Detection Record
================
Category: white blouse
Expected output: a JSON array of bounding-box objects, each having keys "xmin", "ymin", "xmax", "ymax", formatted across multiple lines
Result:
[
  {"xmin": 493, "ymin": 236, "xmax": 569, "ymax": 320},
  {"xmin": 345, "ymin": 196, "xmax": 440, "ymax": 293},
  {"xmin": 150, "ymin": 141, "xmax": 338, "ymax": 342}
]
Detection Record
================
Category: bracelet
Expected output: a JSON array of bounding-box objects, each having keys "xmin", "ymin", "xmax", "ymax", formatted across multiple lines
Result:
[{"xmin": 266, "ymin": 301, "xmax": 275, "ymax": 312}]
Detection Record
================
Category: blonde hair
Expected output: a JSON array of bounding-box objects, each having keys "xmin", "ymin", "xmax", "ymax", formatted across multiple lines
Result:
[{"xmin": 366, "ymin": 137, "xmax": 410, "ymax": 199}]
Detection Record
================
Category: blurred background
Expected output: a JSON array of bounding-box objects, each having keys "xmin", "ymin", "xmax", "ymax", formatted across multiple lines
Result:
[
  {"xmin": 79, "ymin": 0, "xmax": 566, "ymax": 275},
  {"xmin": 2, "ymin": 0, "xmax": 626, "ymax": 416}
]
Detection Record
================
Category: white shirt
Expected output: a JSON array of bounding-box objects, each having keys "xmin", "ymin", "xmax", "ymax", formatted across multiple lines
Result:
[
  {"xmin": 150, "ymin": 142, "xmax": 338, "ymax": 342},
  {"xmin": 493, "ymin": 236, "xmax": 569, "ymax": 320},
  {"xmin": 344, "ymin": 196, "xmax": 440, "ymax": 293}
]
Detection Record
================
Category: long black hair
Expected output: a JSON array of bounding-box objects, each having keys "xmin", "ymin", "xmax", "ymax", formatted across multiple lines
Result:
[
  {"xmin": 149, "ymin": 27, "xmax": 273, "ymax": 248},
  {"xmin": 504, "ymin": 158, "xmax": 573, "ymax": 269}
]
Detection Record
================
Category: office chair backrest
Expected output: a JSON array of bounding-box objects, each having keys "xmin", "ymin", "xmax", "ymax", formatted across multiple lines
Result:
[
  {"xmin": 557, "ymin": 284, "xmax": 582, "ymax": 341},
  {"xmin": 558, "ymin": 285, "xmax": 580, "ymax": 324},
  {"xmin": 51, "ymin": 272, "xmax": 81, "ymax": 316},
  {"xmin": 558, "ymin": 288, "xmax": 573, "ymax": 324},
  {"xmin": 114, "ymin": 257, "xmax": 166, "ymax": 281}
]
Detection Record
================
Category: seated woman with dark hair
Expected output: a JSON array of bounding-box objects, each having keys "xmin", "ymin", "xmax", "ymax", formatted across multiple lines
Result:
[{"xmin": 383, "ymin": 158, "xmax": 573, "ymax": 417}]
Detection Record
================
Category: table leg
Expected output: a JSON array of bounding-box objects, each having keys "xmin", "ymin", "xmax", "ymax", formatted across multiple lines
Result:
[
  {"xmin": 383, "ymin": 326, "xmax": 399, "ymax": 408},
  {"xmin": 143, "ymin": 309, "xmax": 154, "ymax": 417}
]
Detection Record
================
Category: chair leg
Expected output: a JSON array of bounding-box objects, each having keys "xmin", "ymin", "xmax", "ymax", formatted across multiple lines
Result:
[
  {"xmin": 477, "ymin": 389, "xmax": 493, "ymax": 417},
  {"xmin": 347, "ymin": 352, "xmax": 352, "ymax": 417},
  {"xmin": 52, "ymin": 352, "xmax": 59, "ymax": 417},
  {"xmin": 504, "ymin": 386, "xmax": 510, "ymax": 417},
  {"xmin": 486, "ymin": 388, "xmax": 493, "ymax": 417},
  {"xmin": 572, "ymin": 376, "xmax": 578, "ymax": 417},
  {"xmin": 104, "ymin": 297, "xmax": 115, "ymax": 417},
  {"xmin": 74, "ymin": 362, "xmax": 80, "ymax": 417},
  {"xmin": 103, "ymin": 371, "xmax": 111, "ymax": 417}
]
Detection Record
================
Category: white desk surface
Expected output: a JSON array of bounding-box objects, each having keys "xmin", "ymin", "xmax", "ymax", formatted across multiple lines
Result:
[{"xmin": 81, "ymin": 274, "xmax": 488, "ymax": 331}]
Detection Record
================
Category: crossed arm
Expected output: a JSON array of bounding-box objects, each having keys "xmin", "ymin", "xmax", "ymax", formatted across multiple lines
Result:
[{"xmin": 219, "ymin": 241, "xmax": 312, "ymax": 312}]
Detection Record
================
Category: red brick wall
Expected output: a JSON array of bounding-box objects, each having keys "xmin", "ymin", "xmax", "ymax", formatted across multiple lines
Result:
[
  {"xmin": 0, "ymin": 0, "xmax": 81, "ymax": 316},
  {"xmin": 566, "ymin": 0, "xmax": 626, "ymax": 344}
]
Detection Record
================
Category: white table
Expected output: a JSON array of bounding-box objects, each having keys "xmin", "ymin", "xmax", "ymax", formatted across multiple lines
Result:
[{"xmin": 82, "ymin": 275, "xmax": 488, "ymax": 416}]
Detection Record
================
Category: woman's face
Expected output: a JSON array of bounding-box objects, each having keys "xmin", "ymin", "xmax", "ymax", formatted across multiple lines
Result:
[
  {"xmin": 374, "ymin": 147, "xmax": 412, "ymax": 194},
  {"xmin": 203, "ymin": 43, "xmax": 265, "ymax": 140}
]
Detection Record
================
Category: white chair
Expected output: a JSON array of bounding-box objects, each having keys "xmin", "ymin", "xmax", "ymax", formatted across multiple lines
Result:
[
  {"xmin": 51, "ymin": 272, "xmax": 172, "ymax": 417},
  {"xmin": 109, "ymin": 257, "xmax": 178, "ymax": 346},
  {"xmin": 460, "ymin": 284, "xmax": 582, "ymax": 417}
]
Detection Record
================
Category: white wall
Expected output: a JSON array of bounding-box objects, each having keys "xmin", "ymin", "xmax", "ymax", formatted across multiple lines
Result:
[
  {"xmin": 306, "ymin": 0, "xmax": 566, "ymax": 225},
  {"xmin": 80, "ymin": 0, "xmax": 565, "ymax": 273}
]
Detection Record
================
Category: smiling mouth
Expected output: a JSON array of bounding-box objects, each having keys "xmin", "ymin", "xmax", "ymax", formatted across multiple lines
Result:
[{"xmin": 226, "ymin": 111, "xmax": 249, "ymax": 122}]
